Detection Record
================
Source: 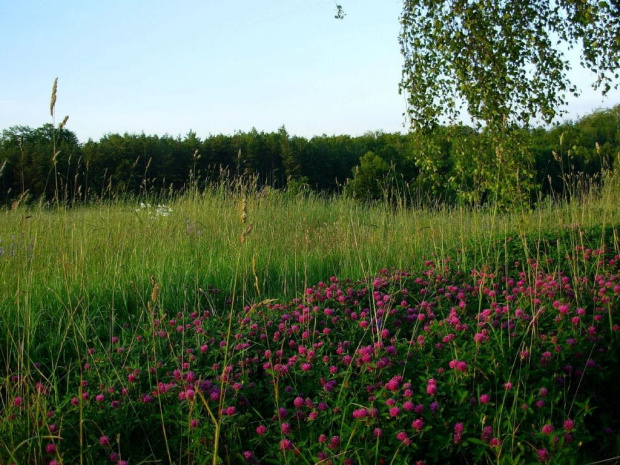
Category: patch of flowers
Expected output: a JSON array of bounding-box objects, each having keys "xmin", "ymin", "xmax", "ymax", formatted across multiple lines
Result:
[
  {"xmin": 2, "ymin": 246, "xmax": 619, "ymax": 464},
  {"xmin": 135, "ymin": 202, "xmax": 172, "ymax": 219}
]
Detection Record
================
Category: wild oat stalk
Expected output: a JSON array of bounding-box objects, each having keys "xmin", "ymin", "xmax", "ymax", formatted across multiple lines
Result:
[
  {"xmin": 50, "ymin": 77, "xmax": 58, "ymax": 117},
  {"xmin": 49, "ymin": 77, "xmax": 69, "ymax": 207}
]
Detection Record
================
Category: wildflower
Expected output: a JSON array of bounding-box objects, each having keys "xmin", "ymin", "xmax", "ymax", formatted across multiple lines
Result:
[
  {"xmin": 389, "ymin": 406, "xmax": 401, "ymax": 417},
  {"xmin": 100, "ymin": 435, "xmax": 111, "ymax": 446},
  {"xmin": 412, "ymin": 418, "xmax": 424, "ymax": 431},
  {"xmin": 537, "ymin": 448, "xmax": 550, "ymax": 462},
  {"xmin": 479, "ymin": 394, "xmax": 490, "ymax": 404},
  {"xmin": 45, "ymin": 443, "xmax": 56, "ymax": 454},
  {"xmin": 13, "ymin": 397, "xmax": 23, "ymax": 407},
  {"xmin": 563, "ymin": 419, "xmax": 575, "ymax": 431},
  {"xmin": 373, "ymin": 428, "xmax": 383, "ymax": 438},
  {"xmin": 256, "ymin": 425, "xmax": 267, "ymax": 436},
  {"xmin": 453, "ymin": 422, "xmax": 464, "ymax": 444},
  {"xmin": 396, "ymin": 431, "xmax": 411, "ymax": 445},
  {"xmin": 541, "ymin": 424, "xmax": 554, "ymax": 434},
  {"xmin": 281, "ymin": 423, "xmax": 291, "ymax": 435},
  {"xmin": 385, "ymin": 375, "xmax": 402, "ymax": 392},
  {"xmin": 426, "ymin": 378, "xmax": 437, "ymax": 395}
]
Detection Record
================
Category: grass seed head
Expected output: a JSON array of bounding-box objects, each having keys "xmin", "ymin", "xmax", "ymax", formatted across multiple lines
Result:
[
  {"xmin": 50, "ymin": 77, "xmax": 58, "ymax": 117},
  {"xmin": 59, "ymin": 115, "xmax": 69, "ymax": 131},
  {"xmin": 241, "ymin": 196, "xmax": 248, "ymax": 224},
  {"xmin": 240, "ymin": 223, "xmax": 253, "ymax": 244}
]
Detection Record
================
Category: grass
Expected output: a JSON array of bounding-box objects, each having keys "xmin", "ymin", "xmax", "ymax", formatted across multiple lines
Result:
[{"xmin": 1, "ymin": 171, "xmax": 619, "ymax": 464}]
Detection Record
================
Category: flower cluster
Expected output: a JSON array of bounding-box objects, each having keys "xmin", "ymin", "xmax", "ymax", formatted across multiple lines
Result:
[{"xmin": 2, "ymin": 244, "xmax": 619, "ymax": 464}]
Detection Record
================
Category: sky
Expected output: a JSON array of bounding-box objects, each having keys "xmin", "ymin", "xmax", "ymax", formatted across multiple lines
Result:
[{"xmin": 1, "ymin": 0, "xmax": 618, "ymax": 144}]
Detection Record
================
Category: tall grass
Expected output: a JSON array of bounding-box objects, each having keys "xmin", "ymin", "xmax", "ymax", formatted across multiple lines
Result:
[
  {"xmin": 1, "ymin": 172, "xmax": 619, "ymax": 365},
  {"xmin": 1, "ymin": 169, "xmax": 619, "ymax": 464}
]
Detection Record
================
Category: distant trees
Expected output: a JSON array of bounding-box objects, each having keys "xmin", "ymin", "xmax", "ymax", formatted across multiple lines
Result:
[
  {"xmin": 0, "ymin": 106, "xmax": 619, "ymax": 207},
  {"xmin": 0, "ymin": 124, "xmax": 81, "ymax": 203}
]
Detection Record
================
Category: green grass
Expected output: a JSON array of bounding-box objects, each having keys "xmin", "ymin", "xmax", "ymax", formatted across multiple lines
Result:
[
  {"xmin": 1, "ymin": 173, "xmax": 619, "ymax": 365},
  {"xmin": 1, "ymin": 172, "xmax": 619, "ymax": 464}
]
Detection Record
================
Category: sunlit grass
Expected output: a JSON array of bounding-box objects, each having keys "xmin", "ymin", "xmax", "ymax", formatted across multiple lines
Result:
[{"xmin": 0, "ymin": 171, "xmax": 619, "ymax": 464}]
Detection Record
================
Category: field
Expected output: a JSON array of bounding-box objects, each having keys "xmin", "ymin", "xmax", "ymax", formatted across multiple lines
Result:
[{"xmin": 1, "ymin": 176, "xmax": 620, "ymax": 464}]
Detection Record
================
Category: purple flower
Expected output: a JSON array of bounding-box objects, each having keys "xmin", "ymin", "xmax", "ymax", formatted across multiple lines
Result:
[
  {"xmin": 537, "ymin": 448, "xmax": 550, "ymax": 462},
  {"xmin": 281, "ymin": 423, "xmax": 291, "ymax": 435},
  {"xmin": 256, "ymin": 425, "xmax": 267, "ymax": 436},
  {"xmin": 412, "ymin": 419, "xmax": 424, "ymax": 431},
  {"xmin": 396, "ymin": 431, "xmax": 411, "ymax": 445},
  {"xmin": 541, "ymin": 424, "xmax": 554, "ymax": 434},
  {"xmin": 563, "ymin": 419, "xmax": 575, "ymax": 431}
]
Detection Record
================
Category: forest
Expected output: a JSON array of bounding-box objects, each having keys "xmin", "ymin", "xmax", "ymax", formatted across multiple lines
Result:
[{"xmin": 0, "ymin": 104, "xmax": 618, "ymax": 208}]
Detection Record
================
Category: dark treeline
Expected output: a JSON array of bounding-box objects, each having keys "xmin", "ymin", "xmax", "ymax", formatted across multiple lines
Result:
[{"xmin": 0, "ymin": 105, "xmax": 618, "ymax": 207}]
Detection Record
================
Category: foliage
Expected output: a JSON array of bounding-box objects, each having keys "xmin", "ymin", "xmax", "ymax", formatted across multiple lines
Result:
[
  {"xmin": 399, "ymin": 0, "xmax": 620, "ymax": 130},
  {"xmin": 0, "ymin": 106, "xmax": 619, "ymax": 207},
  {"xmin": 345, "ymin": 151, "xmax": 391, "ymax": 201}
]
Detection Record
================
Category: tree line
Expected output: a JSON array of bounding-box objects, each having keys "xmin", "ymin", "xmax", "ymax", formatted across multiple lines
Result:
[{"xmin": 0, "ymin": 104, "xmax": 618, "ymax": 207}]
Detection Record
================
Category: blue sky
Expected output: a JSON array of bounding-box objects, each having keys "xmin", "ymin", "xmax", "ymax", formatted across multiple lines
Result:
[{"xmin": 1, "ymin": 0, "xmax": 618, "ymax": 143}]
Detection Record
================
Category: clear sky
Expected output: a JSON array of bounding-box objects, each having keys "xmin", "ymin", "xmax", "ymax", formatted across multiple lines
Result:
[{"xmin": 1, "ymin": 0, "xmax": 618, "ymax": 143}]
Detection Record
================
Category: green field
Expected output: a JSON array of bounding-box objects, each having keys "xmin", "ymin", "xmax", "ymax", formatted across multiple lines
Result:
[{"xmin": 1, "ymin": 175, "xmax": 619, "ymax": 464}]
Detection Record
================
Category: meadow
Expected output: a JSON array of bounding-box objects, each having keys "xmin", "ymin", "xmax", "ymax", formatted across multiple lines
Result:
[{"xmin": 1, "ymin": 174, "xmax": 619, "ymax": 464}]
